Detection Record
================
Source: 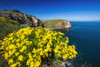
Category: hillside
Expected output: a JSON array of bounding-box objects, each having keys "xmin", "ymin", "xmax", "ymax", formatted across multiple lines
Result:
[
  {"xmin": 0, "ymin": 10, "xmax": 44, "ymax": 40},
  {"xmin": 0, "ymin": 10, "xmax": 44, "ymax": 27},
  {"xmin": 43, "ymin": 19, "xmax": 65, "ymax": 28}
]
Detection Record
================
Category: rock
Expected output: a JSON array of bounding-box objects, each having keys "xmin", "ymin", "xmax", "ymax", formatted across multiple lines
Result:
[
  {"xmin": 32, "ymin": 16, "xmax": 38, "ymax": 26},
  {"xmin": 62, "ymin": 62, "xmax": 66, "ymax": 67},
  {"xmin": 65, "ymin": 61, "xmax": 73, "ymax": 67},
  {"xmin": 64, "ymin": 20, "xmax": 71, "ymax": 28},
  {"xmin": 32, "ymin": 16, "xmax": 44, "ymax": 27},
  {"xmin": 56, "ymin": 20, "xmax": 71, "ymax": 29},
  {"xmin": 62, "ymin": 59, "xmax": 73, "ymax": 67}
]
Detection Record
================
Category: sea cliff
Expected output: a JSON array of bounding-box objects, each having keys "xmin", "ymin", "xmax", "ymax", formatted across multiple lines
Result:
[{"xmin": 43, "ymin": 19, "xmax": 71, "ymax": 29}]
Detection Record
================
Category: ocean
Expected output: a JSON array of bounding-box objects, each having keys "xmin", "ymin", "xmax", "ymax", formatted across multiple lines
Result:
[{"xmin": 54, "ymin": 22, "xmax": 100, "ymax": 67}]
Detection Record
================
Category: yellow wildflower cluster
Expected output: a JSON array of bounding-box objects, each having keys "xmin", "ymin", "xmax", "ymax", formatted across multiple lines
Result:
[
  {"xmin": 0, "ymin": 17, "xmax": 19, "ymax": 25},
  {"xmin": 0, "ymin": 27, "xmax": 77, "ymax": 67}
]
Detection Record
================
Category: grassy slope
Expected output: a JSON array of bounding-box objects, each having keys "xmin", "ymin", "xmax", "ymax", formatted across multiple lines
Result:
[
  {"xmin": 42, "ymin": 19, "xmax": 65, "ymax": 28},
  {"xmin": 0, "ymin": 21, "xmax": 19, "ymax": 40}
]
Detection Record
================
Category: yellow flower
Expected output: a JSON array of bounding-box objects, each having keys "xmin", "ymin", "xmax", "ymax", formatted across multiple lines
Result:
[
  {"xmin": 30, "ymin": 61, "xmax": 34, "ymax": 67},
  {"xmin": 15, "ymin": 52, "xmax": 19, "ymax": 56},
  {"xmin": 5, "ymin": 47, "xmax": 9, "ymax": 50},
  {"xmin": 40, "ymin": 51, "xmax": 43, "ymax": 55},
  {"xmin": 72, "ymin": 45, "xmax": 75, "ymax": 49},
  {"xmin": 18, "ymin": 55, "xmax": 23, "ymax": 61},
  {"xmin": 63, "ymin": 55, "xmax": 67, "ymax": 59},
  {"xmin": 10, "ymin": 63, "xmax": 17, "ymax": 67},
  {"xmin": 26, "ymin": 59, "xmax": 30, "ymax": 65},
  {"xmin": 8, "ymin": 58, "xmax": 13, "ymax": 64},
  {"xmin": 58, "ymin": 32, "xmax": 64, "ymax": 35},
  {"xmin": 4, "ymin": 53, "xmax": 9, "ymax": 59},
  {"xmin": 9, "ymin": 50, "xmax": 13, "ymax": 56},
  {"xmin": 16, "ymin": 62, "xmax": 21, "ymax": 66},
  {"xmin": 35, "ymin": 61, "xmax": 41, "ymax": 67},
  {"xmin": 9, "ymin": 44, "xmax": 16, "ymax": 49},
  {"xmin": 54, "ymin": 49, "xmax": 58, "ymax": 53},
  {"xmin": 32, "ymin": 48, "xmax": 36, "ymax": 53},
  {"xmin": 69, "ymin": 56, "xmax": 72, "ymax": 59},
  {"xmin": 20, "ymin": 46, "xmax": 27, "ymax": 52}
]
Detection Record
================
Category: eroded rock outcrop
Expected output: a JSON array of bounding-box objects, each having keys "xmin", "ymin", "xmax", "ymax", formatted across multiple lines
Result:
[
  {"xmin": 32, "ymin": 16, "xmax": 44, "ymax": 27},
  {"xmin": 56, "ymin": 20, "xmax": 71, "ymax": 29}
]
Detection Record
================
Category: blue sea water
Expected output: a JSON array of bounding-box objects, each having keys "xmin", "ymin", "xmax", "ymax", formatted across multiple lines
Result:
[{"xmin": 55, "ymin": 22, "xmax": 100, "ymax": 67}]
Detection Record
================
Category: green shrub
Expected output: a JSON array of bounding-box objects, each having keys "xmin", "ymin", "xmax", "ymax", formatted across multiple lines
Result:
[
  {"xmin": 19, "ymin": 24, "xmax": 29, "ymax": 28},
  {"xmin": 11, "ymin": 10, "xmax": 20, "ymax": 13}
]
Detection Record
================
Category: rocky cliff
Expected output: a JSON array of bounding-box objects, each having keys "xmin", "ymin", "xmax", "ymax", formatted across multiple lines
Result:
[
  {"xmin": 56, "ymin": 20, "xmax": 71, "ymax": 29},
  {"xmin": 0, "ymin": 10, "xmax": 44, "ymax": 27}
]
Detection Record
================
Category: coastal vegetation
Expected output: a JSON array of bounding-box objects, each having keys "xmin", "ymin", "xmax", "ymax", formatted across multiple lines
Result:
[{"xmin": 0, "ymin": 27, "xmax": 77, "ymax": 67}]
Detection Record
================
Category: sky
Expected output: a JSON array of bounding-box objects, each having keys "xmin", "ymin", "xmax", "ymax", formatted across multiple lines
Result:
[{"xmin": 0, "ymin": 0, "xmax": 100, "ymax": 21}]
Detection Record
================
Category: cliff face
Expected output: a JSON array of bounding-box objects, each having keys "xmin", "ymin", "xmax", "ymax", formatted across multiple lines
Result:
[
  {"xmin": 56, "ymin": 20, "xmax": 71, "ymax": 29},
  {"xmin": 0, "ymin": 10, "xmax": 44, "ymax": 27}
]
